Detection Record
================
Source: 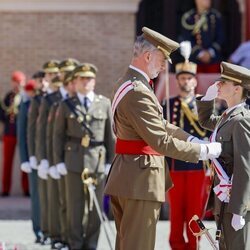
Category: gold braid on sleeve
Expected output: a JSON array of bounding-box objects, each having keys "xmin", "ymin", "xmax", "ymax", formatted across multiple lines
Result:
[{"xmin": 181, "ymin": 101, "xmax": 206, "ymax": 137}]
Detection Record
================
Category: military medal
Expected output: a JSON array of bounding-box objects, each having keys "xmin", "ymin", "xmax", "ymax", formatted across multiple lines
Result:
[{"xmin": 81, "ymin": 134, "xmax": 90, "ymax": 147}]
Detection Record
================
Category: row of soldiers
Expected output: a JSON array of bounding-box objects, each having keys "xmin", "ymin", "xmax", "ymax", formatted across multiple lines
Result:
[{"xmin": 21, "ymin": 59, "xmax": 115, "ymax": 250}]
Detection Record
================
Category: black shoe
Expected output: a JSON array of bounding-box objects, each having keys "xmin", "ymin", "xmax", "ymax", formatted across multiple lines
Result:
[{"xmin": 1, "ymin": 192, "xmax": 9, "ymax": 197}]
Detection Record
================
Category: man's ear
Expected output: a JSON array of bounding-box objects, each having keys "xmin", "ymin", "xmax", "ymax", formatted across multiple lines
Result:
[{"xmin": 143, "ymin": 51, "xmax": 151, "ymax": 63}]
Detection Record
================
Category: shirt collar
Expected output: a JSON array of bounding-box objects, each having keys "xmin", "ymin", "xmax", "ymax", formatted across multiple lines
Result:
[
  {"xmin": 77, "ymin": 91, "xmax": 95, "ymax": 104},
  {"xmin": 225, "ymin": 102, "xmax": 245, "ymax": 115},
  {"xmin": 129, "ymin": 65, "xmax": 150, "ymax": 83},
  {"xmin": 59, "ymin": 86, "xmax": 68, "ymax": 100}
]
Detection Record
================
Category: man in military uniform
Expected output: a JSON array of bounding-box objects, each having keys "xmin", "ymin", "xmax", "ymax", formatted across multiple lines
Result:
[
  {"xmin": 162, "ymin": 60, "xmax": 209, "ymax": 250},
  {"xmin": 46, "ymin": 59, "xmax": 78, "ymax": 249},
  {"xmin": 35, "ymin": 60, "xmax": 60, "ymax": 245},
  {"xmin": 54, "ymin": 63, "xmax": 115, "ymax": 250},
  {"xmin": 0, "ymin": 71, "xmax": 29, "ymax": 197},
  {"xmin": 104, "ymin": 27, "xmax": 222, "ymax": 250},
  {"xmin": 180, "ymin": 0, "xmax": 224, "ymax": 73}
]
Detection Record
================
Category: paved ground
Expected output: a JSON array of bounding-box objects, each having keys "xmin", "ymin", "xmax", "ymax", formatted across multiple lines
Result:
[{"xmin": 0, "ymin": 197, "xmax": 217, "ymax": 250}]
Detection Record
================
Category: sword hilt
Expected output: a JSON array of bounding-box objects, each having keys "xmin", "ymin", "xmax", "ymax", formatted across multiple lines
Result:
[{"xmin": 189, "ymin": 214, "xmax": 207, "ymax": 236}]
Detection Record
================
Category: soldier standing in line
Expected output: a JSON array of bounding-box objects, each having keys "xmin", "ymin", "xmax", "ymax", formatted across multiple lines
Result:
[
  {"xmin": 0, "ymin": 71, "xmax": 29, "ymax": 197},
  {"xmin": 54, "ymin": 63, "xmax": 115, "ymax": 250},
  {"xmin": 46, "ymin": 58, "xmax": 79, "ymax": 250},
  {"xmin": 26, "ymin": 71, "xmax": 45, "ymax": 243},
  {"xmin": 17, "ymin": 79, "xmax": 44, "ymax": 243},
  {"xmin": 36, "ymin": 60, "xmax": 60, "ymax": 245},
  {"xmin": 162, "ymin": 59, "xmax": 209, "ymax": 250}
]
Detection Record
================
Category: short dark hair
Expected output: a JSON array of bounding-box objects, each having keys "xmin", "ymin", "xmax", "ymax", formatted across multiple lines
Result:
[{"xmin": 32, "ymin": 71, "xmax": 45, "ymax": 79}]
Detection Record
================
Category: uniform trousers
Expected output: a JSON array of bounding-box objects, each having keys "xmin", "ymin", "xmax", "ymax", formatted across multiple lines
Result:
[
  {"xmin": 38, "ymin": 178, "xmax": 49, "ymax": 236},
  {"xmin": 1, "ymin": 135, "xmax": 29, "ymax": 194},
  {"xmin": 58, "ymin": 176, "xmax": 68, "ymax": 243},
  {"xmin": 197, "ymin": 63, "xmax": 220, "ymax": 73},
  {"xmin": 168, "ymin": 170, "xmax": 206, "ymax": 250},
  {"xmin": 110, "ymin": 196, "xmax": 161, "ymax": 250},
  {"xmin": 48, "ymin": 176, "xmax": 60, "ymax": 241},
  {"xmin": 215, "ymin": 209, "xmax": 250, "ymax": 250},
  {"xmin": 65, "ymin": 170, "xmax": 103, "ymax": 250},
  {"xmin": 28, "ymin": 169, "xmax": 41, "ymax": 238}
]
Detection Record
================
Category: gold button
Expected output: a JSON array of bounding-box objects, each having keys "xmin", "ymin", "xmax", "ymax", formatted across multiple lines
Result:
[{"xmin": 67, "ymin": 146, "xmax": 71, "ymax": 150}]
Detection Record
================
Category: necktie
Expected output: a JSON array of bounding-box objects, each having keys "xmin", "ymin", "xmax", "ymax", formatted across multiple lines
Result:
[
  {"xmin": 83, "ymin": 96, "xmax": 89, "ymax": 111},
  {"xmin": 149, "ymin": 80, "xmax": 154, "ymax": 90}
]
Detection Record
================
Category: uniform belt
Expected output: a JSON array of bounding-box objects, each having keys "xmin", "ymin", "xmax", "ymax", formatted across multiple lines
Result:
[
  {"xmin": 68, "ymin": 136, "xmax": 104, "ymax": 147},
  {"xmin": 116, "ymin": 138, "xmax": 161, "ymax": 155}
]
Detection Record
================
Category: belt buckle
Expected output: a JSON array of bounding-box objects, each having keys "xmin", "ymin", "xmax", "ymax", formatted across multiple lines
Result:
[{"xmin": 81, "ymin": 134, "xmax": 90, "ymax": 148}]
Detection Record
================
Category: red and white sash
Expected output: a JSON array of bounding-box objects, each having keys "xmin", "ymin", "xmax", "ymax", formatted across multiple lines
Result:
[
  {"xmin": 111, "ymin": 80, "xmax": 134, "ymax": 134},
  {"xmin": 210, "ymin": 118, "xmax": 232, "ymax": 203}
]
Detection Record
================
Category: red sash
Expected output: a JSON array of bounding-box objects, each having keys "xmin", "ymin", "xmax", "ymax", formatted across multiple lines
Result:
[{"xmin": 115, "ymin": 138, "xmax": 161, "ymax": 155}]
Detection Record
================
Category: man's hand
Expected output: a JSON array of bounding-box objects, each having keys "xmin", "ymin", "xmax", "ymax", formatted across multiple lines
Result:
[
  {"xmin": 29, "ymin": 156, "xmax": 38, "ymax": 169},
  {"xmin": 201, "ymin": 82, "xmax": 218, "ymax": 101},
  {"xmin": 56, "ymin": 163, "xmax": 68, "ymax": 176},
  {"xmin": 38, "ymin": 159, "xmax": 49, "ymax": 180},
  {"xmin": 199, "ymin": 142, "xmax": 222, "ymax": 160},
  {"xmin": 21, "ymin": 162, "xmax": 32, "ymax": 173},
  {"xmin": 231, "ymin": 214, "xmax": 245, "ymax": 231},
  {"xmin": 198, "ymin": 50, "xmax": 212, "ymax": 63}
]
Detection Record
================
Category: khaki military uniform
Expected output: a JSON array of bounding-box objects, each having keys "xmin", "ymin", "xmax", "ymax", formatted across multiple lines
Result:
[
  {"xmin": 46, "ymin": 90, "xmax": 63, "ymax": 242},
  {"xmin": 104, "ymin": 67, "xmax": 201, "ymax": 250},
  {"xmin": 36, "ymin": 92, "xmax": 61, "ymax": 238},
  {"xmin": 27, "ymin": 93, "xmax": 43, "ymax": 239},
  {"xmin": 196, "ymin": 98, "xmax": 250, "ymax": 250},
  {"xmin": 54, "ymin": 94, "xmax": 115, "ymax": 250}
]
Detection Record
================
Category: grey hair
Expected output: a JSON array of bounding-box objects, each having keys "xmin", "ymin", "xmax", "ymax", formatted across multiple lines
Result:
[{"xmin": 133, "ymin": 35, "xmax": 156, "ymax": 58}]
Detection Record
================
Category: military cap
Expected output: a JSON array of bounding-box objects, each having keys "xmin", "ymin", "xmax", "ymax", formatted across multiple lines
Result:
[
  {"xmin": 43, "ymin": 60, "xmax": 60, "ymax": 73},
  {"xmin": 175, "ymin": 61, "xmax": 197, "ymax": 76},
  {"xmin": 64, "ymin": 71, "xmax": 74, "ymax": 84},
  {"xmin": 59, "ymin": 58, "xmax": 79, "ymax": 72},
  {"xmin": 218, "ymin": 62, "xmax": 250, "ymax": 88},
  {"xmin": 73, "ymin": 63, "xmax": 98, "ymax": 78},
  {"xmin": 51, "ymin": 76, "xmax": 63, "ymax": 87},
  {"xmin": 142, "ymin": 27, "xmax": 180, "ymax": 63}
]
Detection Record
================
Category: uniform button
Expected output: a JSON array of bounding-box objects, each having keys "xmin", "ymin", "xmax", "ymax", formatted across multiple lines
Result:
[
  {"xmin": 67, "ymin": 146, "xmax": 71, "ymax": 150},
  {"xmin": 190, "ymin": 129, "xmax": 194, "ymax": 134},
  {"xmin": 219, "ymin": 136, "xmax": 222, "ymax": 140}
]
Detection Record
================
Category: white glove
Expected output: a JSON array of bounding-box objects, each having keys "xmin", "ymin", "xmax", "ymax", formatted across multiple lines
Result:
[
  {"xmin": 56, "ymin": 162, "xmax": 68, "ymax": 176},
  {"xmin": 231, "ymin": 214, "xmax": 245, "ymax": 231},
  {"xmin": 201, "ymin": 82, "xmax": 218, "ymax": 101},
  {"xmin": 21, "ymin": 162, "xmax": 32, "ymax": 173},
  {"xmin": 189, "ymin": 136, "xmax": 209, "ymax": 144},
  {"xmin": 29, "ymin": 156, "xmax": 38, "ymax": 169},
  {"xmin": 105, "ymin": 164, "xmax": 111, "ymax": 175},
  {"xmin": 199, "ymin": 142, "xmax": 222, "ymax": 160},
  {"xmin": 49, "ymin": 166, "xmax": 61, "ymax": 180},
  {"xmin": 38, "ymin": 159, "xmax": 49, "ymax": 180}
]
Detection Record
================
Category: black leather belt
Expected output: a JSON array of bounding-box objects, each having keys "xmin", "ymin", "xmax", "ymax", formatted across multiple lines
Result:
[{"xmin": 68, "ymin": 136, "xmax": 104, "ymax": 147}]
